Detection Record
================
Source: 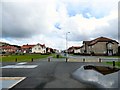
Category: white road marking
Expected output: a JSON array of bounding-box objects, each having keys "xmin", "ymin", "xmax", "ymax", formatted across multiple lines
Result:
[
  {"xmin": 16, "ymin": 62, "xmax": 27, "ymax": 65},
  {"xmin": 1, "ymin": 65, "xmax": 38, "ymax": 68}
]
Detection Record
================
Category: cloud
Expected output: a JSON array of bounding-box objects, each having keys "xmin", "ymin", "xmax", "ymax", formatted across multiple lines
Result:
[
  {"xmin": 58, "ymin": 0, "xmax": 118, "ymax": 18},
  {"xmin": 1, "ymin": 0, "xmax": 119, "ymax": 49},
  {"xmin": 57, "ymin": 11, "xmax": 118, "ymax": 41},
  {"xmin": 2, "ymin": 0, "xmax": 58, "ymax": 38}
]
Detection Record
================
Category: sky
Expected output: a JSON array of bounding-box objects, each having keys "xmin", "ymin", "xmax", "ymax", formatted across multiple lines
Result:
[{"xmin": 1, "ymin": 0, "xmax": 119, "ymax": 50}]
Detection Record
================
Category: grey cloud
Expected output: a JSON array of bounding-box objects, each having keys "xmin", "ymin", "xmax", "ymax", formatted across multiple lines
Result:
[
  {"xmin": 96, "ymin": 18, "xmax": 118, "ymax": 40},
  {"xmin": 2, "ymin": 27, "xmax": 33, "ymax": 38},
  {"xmin": 1, "ymin": 0, "xmax": 119, "ymax": 49},
  {"xmin": 67, "ymin": 31, "xmax": 90, "ymax": 41},
  {"xmin": 2, "ymin": 2, "xmax": 47, "ymax": 38}
]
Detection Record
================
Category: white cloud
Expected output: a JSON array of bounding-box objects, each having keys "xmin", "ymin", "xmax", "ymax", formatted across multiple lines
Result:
[{"xmin": 1, "ymin": 0, "xmax": 119, "ymax": 49}]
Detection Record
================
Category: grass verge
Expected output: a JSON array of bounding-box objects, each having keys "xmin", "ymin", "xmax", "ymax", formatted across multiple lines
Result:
[
  {"xmin": 105, "ymin": 61, "xmax": 120, "ymax": 67},
  {"xmin": 1, "ymin": 54, "xmax": 52, "ymax": 62}
]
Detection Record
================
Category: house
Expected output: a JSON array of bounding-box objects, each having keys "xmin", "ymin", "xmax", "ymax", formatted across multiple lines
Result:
[
  {"xmin": 21, "ymin": 44, "xmax": 35, "ymax": 53},
  {"xmin": 82, "ymin": 41, "xmax": 91, "ymax": 53},
  {"xmin": 74, "ymin": 47, "xmax": 81, "ymax": 54},
  {"xmin": 0, "ymin": 42, "xmax": 21, "ymax": 54},
  {"xmin": 53, "ymin": 49, "xmax": 59, "ymax": 53},
  {"xmin": 46, "ymin": 47, "xmax": 54, "ymax": 53},
  {"xmin": 82, "ymin": 37, "xmax": 119, "ymax": 55},
  {"xmin": 68, "ymin": 46, "xmax": 81, "ymax": 54},
  {"xmin": 1, "ymin": 45, "xmax": 18, "ymax": 53},
  {"xmin": 32, "ymin": 43, "xmax": 46, "ymax": 53},
  {"xmin": 0, "ymin": 42, "xmax": 10, "ymax": 54},
  {"xmin": 80, "ymin": 45, "xmax": 84, "ymax": 54},
  {"xmin": 68, "ymin": 46, "xmax": 74, "ymax": 54}
]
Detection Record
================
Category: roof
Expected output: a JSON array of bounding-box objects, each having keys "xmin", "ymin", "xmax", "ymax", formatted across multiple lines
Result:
[
  {"xmin": 68, "ymin": 46, "xmax": 81, "ymax": 50},
  {"xmin": 1, "ymin": 45, "xmax": 18, "ymax": 49},
  {"xmin": 83, "ymin": 41, "xmax": 91, "ymax": 45},
  {"xmin": 21, "ymin": 44, "xmax": 35, "ymax": 49},
  {"xmin": 74, "ymin": 46, "xmax": 81, "ymax": 49},
  {"xmin": 84, "ymin": 37, "xmax": 119, "ymax": 46},
  {"xmin": 36, "ymin": 43, "xmax": 46, "ymax": 48}
]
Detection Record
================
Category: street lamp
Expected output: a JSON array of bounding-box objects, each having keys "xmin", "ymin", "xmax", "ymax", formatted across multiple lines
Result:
[{"xmin": 66, "ymin": 32, "xmax": 70, "ymax": 62}]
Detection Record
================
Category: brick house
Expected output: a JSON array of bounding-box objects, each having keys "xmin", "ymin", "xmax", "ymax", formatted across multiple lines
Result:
[{"xmin": 81, "ymin": 37, "xmax": 119, "ymax": 55}]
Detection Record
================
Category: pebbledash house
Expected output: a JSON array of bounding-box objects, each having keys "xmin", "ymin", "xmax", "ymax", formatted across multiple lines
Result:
[{"xmin": 81, "ymin": 37, "xmax": 119, "ymax": 56}]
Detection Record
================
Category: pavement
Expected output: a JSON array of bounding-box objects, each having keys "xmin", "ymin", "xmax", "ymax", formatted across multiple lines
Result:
[
  {"xmin": 68, "ymin": 55, "xmax": 119, "ymax": 62},
  {"xmin": 1, "ymin": 56, "xmax": 119, "ymax": 89}
]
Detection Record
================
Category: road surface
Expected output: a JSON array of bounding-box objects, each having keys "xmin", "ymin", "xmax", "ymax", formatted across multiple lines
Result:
[{"xmin": 2, "ymin": 56, "xmax": 119, "ymax": 89}]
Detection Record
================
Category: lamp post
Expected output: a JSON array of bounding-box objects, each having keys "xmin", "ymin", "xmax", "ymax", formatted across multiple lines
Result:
[{"xmin": 66, "ymin": 32, "xmax": 70, "ymax": 62}]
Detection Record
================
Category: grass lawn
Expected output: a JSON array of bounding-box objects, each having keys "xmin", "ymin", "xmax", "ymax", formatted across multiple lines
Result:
[
  {"xmin": 105, "ymin": 62, "xmax": 120, "ymax": 67},
  {"xmin": 1, "ymin": 54, "xmax": 52, "ymax": 62}
]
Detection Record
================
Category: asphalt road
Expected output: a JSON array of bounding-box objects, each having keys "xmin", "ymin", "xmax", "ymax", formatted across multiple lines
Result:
[{"xmin": 1, "ymin": 57, "xmax": 116, "ymax": 89}]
